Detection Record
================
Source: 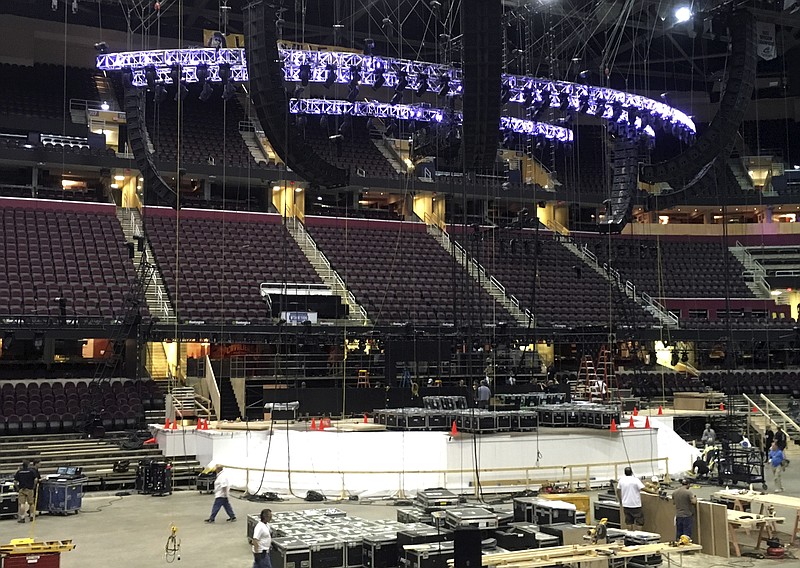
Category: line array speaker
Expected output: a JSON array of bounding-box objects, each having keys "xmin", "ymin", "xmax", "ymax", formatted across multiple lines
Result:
[
  {"xmin": 453, "ymin": 528, "xmax": 482, "ymax": 568},
  {"xmin": 123, "ymin": 77, "xmax": 178, "ymax": 209},
  {"xmin": 245, "ymin": 1, "xmax": 349, "ymax": 188},
  {"xmin": 599, "ymin": 137, "xmax": 639, "ymax": 233},
  {"xmin": 460, "ymin": 0, "xmax": 503, "ymax": 172},
  {"xmin": 640, "ymin": 11, "xmax": 756, "ymax": 190}
]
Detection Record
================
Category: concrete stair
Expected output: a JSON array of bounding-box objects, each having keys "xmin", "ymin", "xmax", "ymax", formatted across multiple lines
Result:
[
  {"xmin": 554, "ymin": 236, "xmax": 679, "ymax": 328},
  {"xmin": 372, "ymin": 138, "xmax": 407, "ymax": 174},
  {"xmin": 425, "ymin": 223, "xmax": 532, "ymax": 325},
  {"xmin": 729, "ymin": 246, "xmax": 772, "ymax": 300},
  {"xmin": 285, "ymin": 217, "xmax": 370, "ymax": 325},
  {"xmin": 146, "ymin": 343, "xmax": 171, "ymax": 380},
  {"xmin": 116, "ymin": 207, "xmax": 176, "ymax": 322}
]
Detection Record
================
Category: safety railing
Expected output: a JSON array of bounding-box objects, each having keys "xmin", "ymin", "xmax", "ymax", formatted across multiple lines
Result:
[
  {"xmin": 292, "ymin": 219, "xmax": 369, "ymax": 324},
  {"xmin": 424, "ymin": 214, "xmax": 532, "ymax": 321},
  {"xmin": 40, "ymin": 134, "xmax": 90, "ymax": 149},
  {"xmin": 544, "ymin": 218, "xmax": 570, "ymax": 236},
  {"xmin": 204, "ymin": 354, "xmax": 220, "ymax": 421}
]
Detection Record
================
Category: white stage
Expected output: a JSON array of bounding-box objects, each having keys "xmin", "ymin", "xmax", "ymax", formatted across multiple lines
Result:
[{"xmin": 152, "ymin": 414, "xmax": 699, "ymax": 498}]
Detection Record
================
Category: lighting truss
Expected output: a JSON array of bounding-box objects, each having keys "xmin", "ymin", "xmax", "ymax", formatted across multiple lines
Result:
[
  {"xmin": 288, "ymin": 99, "xmax": 574, "ymax": 143},
  {"xmin": 96, "ymin": 49, "xmax": 248, "ymax": 86},
  {"xmin": 279, "ymin": 48, "xmax": 695, "ymax": 139}
]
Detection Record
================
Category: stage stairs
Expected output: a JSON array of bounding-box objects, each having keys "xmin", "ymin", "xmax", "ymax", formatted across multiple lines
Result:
[{"xmin": 744, "ymin": 393, "xmax": 800, "ymax": 458}]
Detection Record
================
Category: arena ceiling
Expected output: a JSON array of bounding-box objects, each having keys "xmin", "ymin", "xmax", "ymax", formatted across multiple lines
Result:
[{"xmin": 6, "ymin": 0, "xmax": 800, "ymax": 92}]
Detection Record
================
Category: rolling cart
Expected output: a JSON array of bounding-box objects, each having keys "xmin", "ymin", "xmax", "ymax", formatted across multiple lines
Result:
[{"xmin": 717, "ymin": 446, "xmax": 767, "ymax": 490}]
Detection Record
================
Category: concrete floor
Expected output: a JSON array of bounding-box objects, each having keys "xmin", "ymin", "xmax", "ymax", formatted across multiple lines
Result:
[{"xmin": 2, "ymin": 464, "xmax": 800, "ymax": 567}]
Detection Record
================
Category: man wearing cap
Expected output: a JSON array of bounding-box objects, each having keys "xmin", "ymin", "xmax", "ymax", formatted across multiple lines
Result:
[
  {"xmin": 204, "ymin": 464, "xmax": 236, "ymax": 523},
  {"xmin": 672, "ymin": 479, "xmax": 697, "ymax": 541}
]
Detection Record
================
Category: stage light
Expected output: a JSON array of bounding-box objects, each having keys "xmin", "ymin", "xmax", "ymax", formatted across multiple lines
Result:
[
  {"xmin": 373, "ymin": 66, "xmax": 386, "ymax": 89},
  {"xmin": 145, "ymin": 65, "xmax": 157, "ymax": 89},
  {"xmin": 51, "ymin": 0, "xmax": 58, "ymax": 11},
  {"xmin": 94, "ymin": 42, "xmax": 108, "ymax": 54},
  {"xmin": 523, "ymin": 88, "xmax": 535, "ymax": 107},
  {"xmin": 500, "ymin": 83, "xmax": 512, "ymax": 104},
  {"xmin": 299, "ymin": 63, "xmax": 311, "ymax": 86},
  {"xmin": 674, "ymin": 6, "xmax": 693, "ymax": 22},
  {"xmin": 100, "ymin": 101, "xmax": 110, "ymax": 111},
  {"xmin": 396, "ymin": 69, "xmax": 408, "ymax": 91},
  {"xmin": 323, "ymin": 63, "xmax": 337, "ymax": 89},
  {"xmin": 438, "ymin": 74, "xmax": 450, "ymax": 97},
  {"xmin": 416, "ymin": 72, "xmax": 429, "ymax": 96},
  {"xmin": 558, "ymin": 92, "xmax": 570, "ymax": 111},
  {"xmin": 199, "ymin": 81, "xmax": 214, "ymax": 101},
  {"xmin": 154, "ymin": 84, "xmax": 167, "ymax": 104},
  {"xmin": 364, "ymin": 38, "xmax": 375, "ymax": 55},
  {"xmin": 347, "ymin": 84, "xmax": 359, "ymax": 103}
]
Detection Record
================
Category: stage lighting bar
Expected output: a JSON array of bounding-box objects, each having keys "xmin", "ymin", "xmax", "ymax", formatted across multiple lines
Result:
[
  {"xmin": 96, "ymin": 48, "xmax": 249, "ymax": 86},
  {"xmin": 288, "ymin": 98, "xmax": 574, "ymax": 143},
  {"xmin": 278, "ymin": 48, "xmax": 694, "ymax": 139}
]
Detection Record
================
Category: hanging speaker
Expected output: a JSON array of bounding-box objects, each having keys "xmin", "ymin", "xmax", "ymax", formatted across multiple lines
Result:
[
  {"xmin": 640, "ymin": 11, "xmax": 756, "ymax": 191},
  {"xmin": 245, "ymin": 1, "xmax": 349, "ymax": 188}
]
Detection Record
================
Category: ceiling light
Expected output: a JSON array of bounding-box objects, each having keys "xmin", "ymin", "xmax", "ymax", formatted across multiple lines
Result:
[
  {"xmin": 771, "ymin": 290, "xmax": 782, "ymax": 296},
  {"xmin": 114, "ymin": 175, "xmax": 125, "ymax": 181},
  {"xmin": 674, "ymin": 6, "xmax": 693, "ymax": 23},
  {"xmin": 110, "ymin": 183, "xmax": 119, "ymax": 189},
  {"xmin": 100, "ymin": 101, "xmax": 110, "ymax": 111}
]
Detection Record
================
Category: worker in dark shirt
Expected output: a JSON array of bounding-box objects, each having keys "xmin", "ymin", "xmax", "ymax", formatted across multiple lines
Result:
[{"xmin": 14, "ymin": 460, "xmax": 40, "ymax": 523}]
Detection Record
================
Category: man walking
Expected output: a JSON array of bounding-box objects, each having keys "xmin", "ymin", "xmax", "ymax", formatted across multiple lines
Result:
[
  {"xmin": 250, "ymin": 509, "xmax": 274, "ymax": 568},
  {"xmin": 14, "ymin": 460, "xmax": 40, "ymax": 523},
  {"xmin": 672, "ymin": 479, "xmax": 697, "ymax": 540},
  {"xmin": 768, "ymin": 441, "xmax": 786, "ymax": 493},
  {"xmin": 204, "ymin": 464, "xmax": 236, "ymax": 523}
]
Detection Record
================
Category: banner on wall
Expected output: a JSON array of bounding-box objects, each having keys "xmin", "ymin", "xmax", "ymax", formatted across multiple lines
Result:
[{"xmin": 756, "ymin": 22, "xmax": 777, "ymax": 61}]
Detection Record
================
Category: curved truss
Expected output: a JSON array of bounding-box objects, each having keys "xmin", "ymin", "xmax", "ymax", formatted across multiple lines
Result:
[
  {"xmin": 288, "ymin": 98, "xmax": 574, "ymax": 144},
  {"xmin": 96, "ymin": 48, "xmax": 249, "ymax": 86}
]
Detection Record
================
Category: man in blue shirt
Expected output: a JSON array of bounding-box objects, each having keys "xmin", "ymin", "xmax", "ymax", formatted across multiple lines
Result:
[{"xmin": 768, "ymin": 441, "xmax": 785, "ymax": 493}]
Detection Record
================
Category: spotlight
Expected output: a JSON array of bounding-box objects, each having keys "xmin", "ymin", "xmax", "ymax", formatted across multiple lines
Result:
[
  {"xmin": 199, "ymin": 82, "xmax": 214, "ymax": 102},
  {"xmin": 373, "ymin": 66, "xmax": 386, "ymax": 89},
  {"xmin": 323, "ymin": 63, "xmax": 337, "ymax": 89},
  {"xmin": 415, "ymin": 72, "xmax": 429, "ymax": 97},
  {"xmin": 219, "ymin": 63, "xmax": 231, "ymax": 83},
  {"xmin": 674, "ymin": 6, "xmax": 693, "ymax": 23},
  {"xmin": 154, "ymin": 84, "xmax": 167, "ymax": 104},
  {"xmin": 94, "ymin": 42, "xmax": 109, "ymax": 54},
  {"xmin": 196, "ymin": 64, "xmax": 209, "ymax": 83},
  {"xmin": 222, "ymin": 82, "xmax": 237, "ymax": 101},
  {"xmin": 299, "ymin": 63, "xmax": 311, "ymax": 86},
  {"xmin": 438, "ymin": 73, "xmax": 450, "ymax": 97},
  {"xmin": 523, "ymin": 88, "xmax": 535, "ymax": 107},
  {"xmin": 169, "ymin": 64, "xmax": 181, "ymax": 85},
  {"xmin": 396, "ymin": 69, "xmax": 408, "ymax": 91}
]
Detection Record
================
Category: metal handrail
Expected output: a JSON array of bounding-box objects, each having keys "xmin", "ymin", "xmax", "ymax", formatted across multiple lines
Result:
[{"xmin": 759, "ymin": 394, "xmax": 800, "ymax": 436}]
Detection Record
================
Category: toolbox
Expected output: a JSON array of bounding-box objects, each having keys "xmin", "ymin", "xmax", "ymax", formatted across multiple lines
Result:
[
  {"xmin": 362, "ymin": 533, "xmax": 399, "ymax": 568},
  {"xmin": 414, "ymin": 489, "xmax": 460, "ymax": 512},
  {"xmin": 444, "ymin": 507, "xmax": 499, "ymax": 530},
  {"xmin": 271, "ymin": 538, "xmax": 312, "ymax": 568}
]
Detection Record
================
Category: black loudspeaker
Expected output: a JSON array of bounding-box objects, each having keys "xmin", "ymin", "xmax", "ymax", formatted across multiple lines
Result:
[
  {"xmin": 305, "ymin": 490, "xmax": 326, "ymax": 502},
  {"xmin": 123, "ymin": 78, "xmax": 178, "ymax": 209},
  {"xmin": 460, "ymin": 0, "xmax": 502, "ymax": 172},
  {"xmin": 599, "ymin": 137, "xmax": 639, "ymax": 233},
  {"xmin": 245, "ymin": 2, "xmax": 349, "ymax": 188},
  {"xmin": 454, "ymin": 528, "xmax": 482, "ymax": 568},
  {"xmin": 640, "ymin": 11, "xmax": 756, "ymax": 190}
]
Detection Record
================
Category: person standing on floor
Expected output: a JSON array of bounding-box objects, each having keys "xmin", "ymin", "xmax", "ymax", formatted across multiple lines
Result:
[
  {"xmin": 672, "ymin": 479, "xmax": 697, "ymax": 540},
  {"xmin": 477, "ymin": 379, "xmax": 491, "ymax": 409},
  {"xmin": 13, "ymin": 460, "xmax": 40, "ymax": 523},
  {"xmin": 768, "ymin": 441, "xmax": 786, "ymax": 493},
  {"xmin": 617, "ymin": 467, "xmax": 648, "ymax": 530},
  {"xmin": 204, "ymin": 464, "xmax": 236, "ymax": 523},
  {"xmin": 764, "ymin": 427, "xmax": 775, "ymax": 462},
  {"xmin": 700, "ymin": 423, "xmax": 716, "ymax": 447},
  {"xmin": 775, "ymin": 427, "xmax": 787, "ymax": 451},
  {"xmin": 250, "ymin": 509, "xmax": 273, "ymax": 568}
]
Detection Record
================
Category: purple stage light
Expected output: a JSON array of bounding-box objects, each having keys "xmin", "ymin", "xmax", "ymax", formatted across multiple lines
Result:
[
  {"xmin": 96, "ymin": 48, "xmax": 248, "ymax": 86},
  {"xmin": 288, "ymin": 98, "xmax": 573, "ymax": 143}
]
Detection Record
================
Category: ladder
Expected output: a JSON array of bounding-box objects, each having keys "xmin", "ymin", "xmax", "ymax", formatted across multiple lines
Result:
[
  {"xmin": 595, "ymin": 345, "xmax": 617, "ymax": 402},
  {"xmin": 576, "ymin": 355, "xmax": 597, "ymax": 401}
]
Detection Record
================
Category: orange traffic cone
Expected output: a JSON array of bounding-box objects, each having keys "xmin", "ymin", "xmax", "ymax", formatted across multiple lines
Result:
[
  {"xmin": 144, "ymin": 437, "xmax": 157, "ymax": 445},
  {"xmin": 311, "ymin": 417, "xmax": 316, "ymax": 430},
  {"xmin": 610, "ymin": 419, "xmax": 618, "ymax": 432},
  {"xmin": 363, "ymin": 413, "xmax": 369, "ymax": 424},
  {"xmin": 628, "ymin": 416, "xmax": 635, "ymax": 429},
  {"xmin": 196, "ymin": 419, "xmax": 202, "ymax": 430},
  {"xmin": 719, "ymin": 402, "xmax": 725, "ymax": 411},
  {"xmin": 164, "ymin": 418, "xmax": 170, "ymax": 429},
  {"xmin": 633, "ymin": 407, "xmax": 639, "ymax": 417},
  {"xmin": 171, "ymin": 420, "xmax": 178, "ymax": 430},
  {"xmin": 450, "ymin": 420, "xmax": 458, "ymax": 437},
  {"xmin": 657, "ymin": 405, "xmax": 663, "ymax": 416},
  {"xmin": 645, "ymin": 417, "xmax": 651, "ymax": 429},
  {"xmin": 204, "ymin": 419, "xmax": 210, "ymax": 430}
]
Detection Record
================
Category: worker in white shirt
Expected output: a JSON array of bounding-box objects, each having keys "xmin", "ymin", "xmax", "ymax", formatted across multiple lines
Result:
[
  {"xmin": 204, "ymin": 464, "xmax": 236, "ymax": 523},
  {"xmin": 616, "ymin": 467, "xmax": 656, "ymax": 530},
  {"xmin": 250, "ymin": 509, "xmax": 273, "ymax": 568}
]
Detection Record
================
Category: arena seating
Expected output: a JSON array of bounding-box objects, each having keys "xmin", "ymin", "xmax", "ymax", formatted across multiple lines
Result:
[
  {"xmin": 553, "ymin": 125, "xmax": 609, "ymax": 199},
  {"xmin": 301, "ymin": 118, "xmax": 400, "ymax": 179},
  {"xmin": 0, "ymin": 379, "xmax": 163, "ymax": 435},
  {"xmin": 305, "ymin": 203, "xmax": 402, "ymax": 220},
  {"xmin": 574, "ymin": 233, "xmax": 756, "ymax": 299},
  {"xmin": 0, "ymin": 199, "xmax": 138, "ymax": 319},
  {"xmin": 0, "ymin": 64, "xmax": 99, "ymax": 119},
  {"xmin": 144, "ymin": 208, "xmax": 321, "ymax": 323},
  {"xmin": 450, "ymin": 226, "xmax": 656, "ymax": 327},
  {"xmin": 305, "ymin": 216, "xmax": 513, "ymax": 325},
  {"xmin": 617, "ymin": 369, "xmax": 800, "ymax": 398},
  {"xmin": 144, "ymin": 84, "xmax": 259, "ymax": 170}
]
